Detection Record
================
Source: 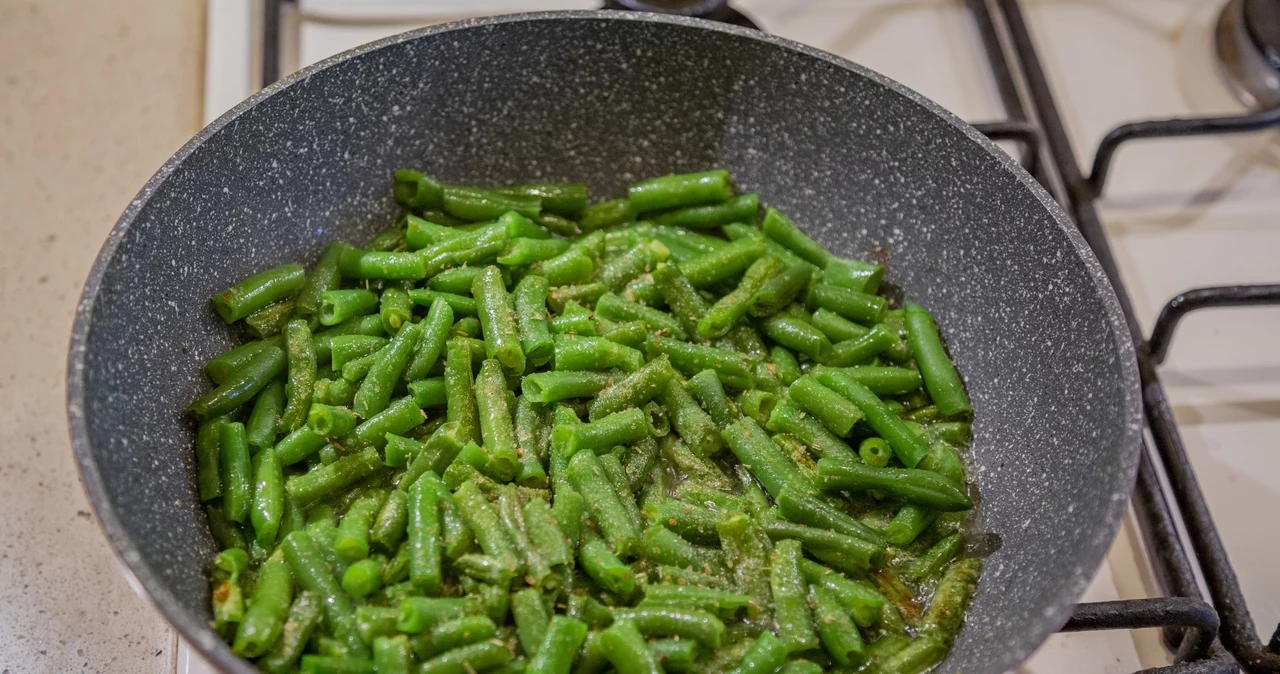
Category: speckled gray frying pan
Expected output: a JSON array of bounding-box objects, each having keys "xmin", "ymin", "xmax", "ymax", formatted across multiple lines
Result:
[{"xmin": 67, "ymin": 11, "xmax": 1140, "ymax": 674}]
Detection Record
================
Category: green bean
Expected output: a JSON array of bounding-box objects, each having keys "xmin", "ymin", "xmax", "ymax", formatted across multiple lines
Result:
[
  {"xmin": 722, "ymin": 223, "xmax": 813, "ymax": 270},
  {"xmin": 510, "ymin": 587, "xmax": 550, "ymax": 657},
  {"xmin": 523, "ymin": 497, "xmax": 572, "ymax": 568},
  {"xmin": 905, "ymin": 532, "xmax": 964, "ymax": 583},
  {"xmin": 530, "ymin": 247, "xmax": 595, "ymax": 286},
  {"xmin": 809, "ymin": 583, "xmax": 865, "ymax": 667},
  {"xmin": 523, "ymin": 615, "xmax": 586, "ymax": 674},
  {"xmin": 809, "ymin": 308, "xmax": 869, "ymax": 344},
  {"xmin": 579, "ymin": 197, "xmax": 637, "ymax": 232},
  {"xmin": 219, "ymin": 422, "xmax": 252, "ymax": 522},
  {"xmin": 629, "ymin": 170, "xmax": 732, "ymax": 212},
  {"xmin": 810, "ymin": 284, "xmax": 887, "ymax": 326},
  {"xmin": 281, "ymin": 531, "xmax": 369, "ymax": 657},
  {"xmin": 374, "ymin": 289, "xmax": 412, "ymax": 336},
  {"xmin": 568, "ymin": 450, "xmax": 642, "ymax": 557},
  {"xmin": 285, "ymin": 448, "xmax": 382, "ymax": 507},
  {"xmin": 652, "ymin": 193, "xmax": 757, "ymax": 229},
  {"xmin": 405, "ymin": 216, "xmax": 461, "ymax": 251},
  {"xmin": 554, "ymin": 408, "xmax": 650, "ymax": 454},
  {"xmin": 335, "ymin": 490, "xmax": 384, "ymax": 563},
  {"xmin": 196, "ymin": 417, "xmax": 226, "ymax": 501},
  {"xmin": 601, "ymin": 240, "xmax": 667, "ymax": 292},
  {"xmin": 588, "ymin": 354, "xmax": 676, "ymax": 421},
  {"xmin": 776, "ymin": 487, "xmax": 887, "ymax": 548},
  {"xmin": 320, "ymin": 290, "xmax": 379, "ymax": 326},
  {"xmin": 370, "ymin": 635, "xmax": 411, "ymax": 674},
  {"xmin": 442, "ymin": 186, "xmax": 540, "ymax": 221},
  {"xmin": 514, "ymin": 395, "xmax": 549, "ymax": 488},
  {"xmin": 499, "ymin": 237, "xmax": 571, "ymax": 265},
  {"xmin": 658, "ymin": 434, "xmax": 732, "ymax": 490},
  {"xmin": 651, "ymin": 262, "xmax": 710, "ymax": 336},
  {"xmin": 212, "ymin": 263, "xmax": 306, "ymax": 323},
  {"xmin": 761, "ymin": 314, "xmax": 831, "ymax": 362},
  {"xmin": 292, "ymin": 243, "xmax": 346, "ymax": 326},
  {"xmin": 677, "ymin": 237, "xmax": 766, "ymax": 289},
  {"xmin": 257, "ymin": 590, "xmax": 323, "ymax": 673},
  {"xmin": 813, "ymin": 369, "xmax": 930, "ymax": 468},
  {"xmin": 474, "ymin": 359, "xmax": 521, "ymax": 481},
  {"xmin": 859, "ymin": 437, "xmax": 893, "ymax": 468},
  {"xmin": 642, "ymin": 583, "xmax": 750, "ymax": 620},
  {"xmin": 787, "ymin": 375, "xmax": 863, "ymax": 437},
  {"xmin": 427, "ymin": 265, "xmax": 484, "ymax": 294},
  {"xmin": 421, "ymin": 639, "xmax": 513, "ymax": 674},
  {"xmin": 903, "ymin": 302, "xmax": 971, "ymax": 417},
  {"xmin": 699, "ymin": 256, "xmax": 784, "ymax": 339},
  {"xmin": 395, "ymin": 596, "xmax": 470, "ymax": 634},
  {"xmin": 453, "ymin": 479, "xmax": 521, "ymax": 570},
  {"xmin": 394, "ymin": 170, "xmax": 444, "ymax": 210},
  {"xmin": 245, "ymin": 383, "xmax": 286, "ymax": 450},
  {"xmin": 600, "ymin": 320, "xmax": 649, "ymax": 349},
  {"xmin": 596, "ymin": 292, "xmax": 687, "ymax": 340},
  {"xmin": 748, "ymin": 263, "xmax": 812, "ymax": 318},
  {"xmin": 686, "ymin": 369, "xmax": 736, "ymax": 426},
  {"xmin": 550, "ymin": 300, "xmax": 601, "ymax": 337},
  {"xmin": 250, "ymin": 446, "xmax": 285, "ymax": 546},
  {"xmin": 775, "ymin": 661, "xmax": 822, "ymax": 674},
  {"xmin": 762, "ymin": 516, "xmax": 882, "ymax": 571},
  {"xmin": 551, "ymin": 487, "xmax": 583, "ymax": 556},
  {"xmin": 643, "ymin": 497, "xmax": 720, "ymax": 547},
  {"xmin": 351, "ymin": 396, "xmax": 425, "ymax": 448},
  {"xmin": 190, "ymin": 345, "xmax": 286, "ymax": 421},
  {"xmin": 581, "ymin": 536, "xmax": 635, "ymax": 596},
  {"xmin": 445, "ymin": 338, "xmax": 481, "ymax": 444},
  {"xmin": 770, "ymin": 539, "xmax": 818, "ymax": 652},
  {"xmin": 297, "ymin": 655, "xmax": 374, "ymax": 673},
  {"xmin": 273, "ymin": 425, "xmax": 327, "ymax": 466},
  {"xmin": 273, "ymin": 320, "xmax": 314, "ymax": 431},
  {"xmin": 546, "ymin": 283, "xmax": 607, "ymax": 313},
  {"xmin": 722, "ymin": 418, "xmax": 802, "ymax": 499},
  {"xmin": 204, "ymin": 337, "xmax": 284, "ymax": 384},
  {"xmin": 919, "ymin": 557, "xmax": 981, "ymax": 642},
  {"xmin": 657, "ymin": 377, "xmax": 722, "ymax": 457},
  {"xmin": 610, "ymin": 605, "xmax": 726, "ymax": 649},
  {"xmin": 495, "ymin": 183, "xmax": 587, "ymax": 217},
  {"xmin": 340, "ymin": 557, "xmax": 384, "ymax": 599},
  {"xmin": 554, "ymin": 336, "xmax": 643, "ymax": 373},
  {"xmin": 328, "ymin": 335, "xmax": 387, "ymax": 371},
  {"xmin": 769, "ymin": 346, "xmax": 802, "ymax": 386},
  {"xmin": 799, "ymin": 559, "xmax": 885, "ymax": 628},
  {"xmin": 523, "ymin": 371, "xmax": 618, "ymax": 404},
  {"xmin": 824, "ymin": 257, "xmax": 883, "ymax": 294},
  {"xmin": 245, "ymin": 299, "xmax": 295, "ymax": 338},
  {"xmin": 338, "ymin": 248, "xmax": 427, "ymax": 281},
  {"xmin": 825, "ymin": 365, "xmax": 922, "ymax": 396},
  {"xmin": 763, "ymin": 400, "xmax": 855, "ymax": 464},
  {"xmin": 760, "ymin": 208, "xmax": 832, "ymax": 269},
  {"xmin": 729, "ymin": 631, "xmax": 787, "ymax": 674},
  {"xmin": 642, "ymin": 525, "xmax": 725, "ymax": 574},
  {"xmin": 383, "ymin": 433, "xmax": 420, "ymax": 468},
  {"xmin": 472, "ymin": 266, "xmax": 526, "ymax": 374},
  {"xmin": 511, "ymin": 275, "xmax": 555, "ymax": 368},
  {"xmin": 407, "ymin": 289, "xmax": 476, "ymax": 317},
  {"xmin": 396, "ymin": 423, "xmax": 463, "ymax": 490},
  {"xmin": 876, "ymin": 636, "xmax": 947, "ymax": 674},
  {"xmin": 230, "ymin": 552, "xmax": 293, "ymax": 657},
  {"xmin": 403, "ymin": 477, "xmax": 441, "ymax": 593},
  {"xmin": 817, "ymin": 459, "xmax": 971, "ymax": 511},
  {"xmin": 827, "ymin": 323, "xmax": 899, "ymax": 367},
  {"xmin": 411, "ymin": 615, "xmax": 498, "ymax": 660},
  {"xmin": 313, "ymin": 378, "xmax": 354, "ymax": 406},
  {"xmin": 369, "ymin": 489, "xmax": 408, "ymax": 551},
  {"xmin": 645, "ymin": 336, "xmax": 753, "ymax": 390}
]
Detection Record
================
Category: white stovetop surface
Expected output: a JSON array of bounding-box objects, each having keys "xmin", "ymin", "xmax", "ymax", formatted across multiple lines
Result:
[{"xmin": 186, "ymin": 1, "xmax": 1280, "ymax": 671}]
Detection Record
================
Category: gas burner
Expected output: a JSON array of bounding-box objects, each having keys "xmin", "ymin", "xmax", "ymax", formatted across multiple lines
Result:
[
  {"xmin": 1215, "ymin": 0, "xmax": 1280, "ymax": 108},
  {"xmin": 602, "ymin": 0, "xmax": 760, "ymax": 30}
]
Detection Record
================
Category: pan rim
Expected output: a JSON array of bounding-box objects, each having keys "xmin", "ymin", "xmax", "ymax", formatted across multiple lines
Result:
[{"xmin": 66, "ymin": 10, "xmax": 1141, "ymax": 674}]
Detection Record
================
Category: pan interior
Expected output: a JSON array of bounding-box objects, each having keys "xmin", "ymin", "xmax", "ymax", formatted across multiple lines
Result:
[{"xmin": 70, "ymin": 12, "xmax": 1139, "ymax": 674}]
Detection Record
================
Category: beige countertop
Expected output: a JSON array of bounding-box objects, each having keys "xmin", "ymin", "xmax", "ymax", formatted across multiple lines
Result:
[{"xmin": 0, "ymin": 1, "xmax": 205, "ymax": 670}]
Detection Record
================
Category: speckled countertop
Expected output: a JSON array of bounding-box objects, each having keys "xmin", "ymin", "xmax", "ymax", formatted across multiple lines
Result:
[{"xmin": 0, "ymin": 1, "xmax": 204, "ymax": 671}]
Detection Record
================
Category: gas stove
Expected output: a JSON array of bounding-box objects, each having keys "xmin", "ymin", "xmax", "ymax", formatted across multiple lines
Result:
[{"xmin": 192, "ymin": 1, "xmax": 1280, "ymax": 672}]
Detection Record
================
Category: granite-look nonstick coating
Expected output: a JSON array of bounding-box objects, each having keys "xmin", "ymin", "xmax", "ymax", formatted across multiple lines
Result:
[{"xmin": 67, "ymin": 11, "xmax": 1140, "ymax": 674}]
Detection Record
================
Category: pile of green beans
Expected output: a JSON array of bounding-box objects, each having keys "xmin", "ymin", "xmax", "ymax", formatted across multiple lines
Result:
[{"xmin": 193, "ymin": 168, "xmax": 981, "ymax": 674}]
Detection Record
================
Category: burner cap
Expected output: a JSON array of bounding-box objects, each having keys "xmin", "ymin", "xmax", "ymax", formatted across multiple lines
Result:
[
  {"xmin": 1216, "ymin": 0, "xmax": 1280, "ymax": 108},
  {"xmin": 602, "ymin": 0, "xmax": 760, "ymax": 30}
]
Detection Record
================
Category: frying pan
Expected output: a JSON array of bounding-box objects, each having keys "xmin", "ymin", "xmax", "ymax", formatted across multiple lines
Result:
[{"xmin": 66, "ymin": 11, "xmax": 1140, "ymax": 674}]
